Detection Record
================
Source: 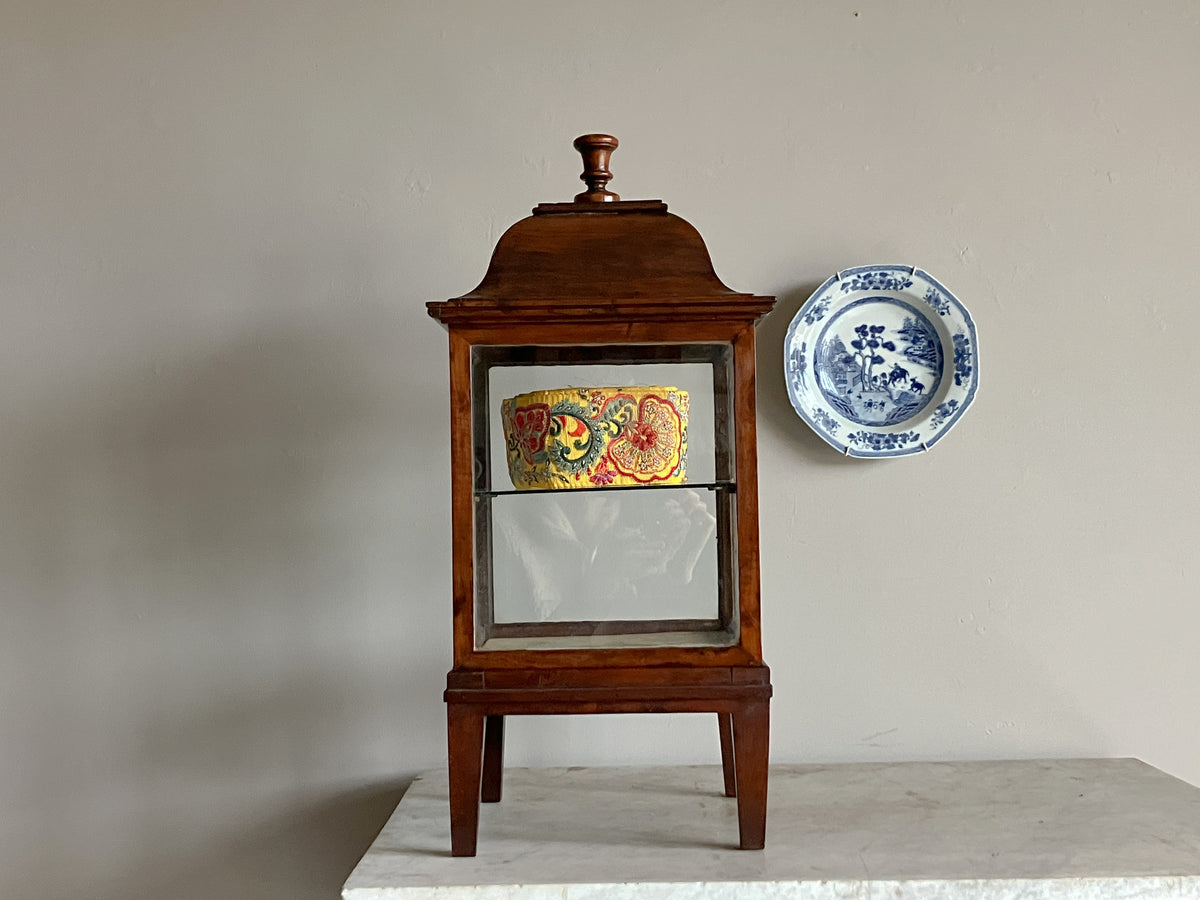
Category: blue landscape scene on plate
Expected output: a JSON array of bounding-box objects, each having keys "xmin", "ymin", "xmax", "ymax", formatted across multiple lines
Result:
[
  {"xmin": 783, "ymin": 264, "xmax": 979, "ymax": 458},
  {"xmin": 813, "ymin": 297, "xmax": 943, "ymax": 427}
]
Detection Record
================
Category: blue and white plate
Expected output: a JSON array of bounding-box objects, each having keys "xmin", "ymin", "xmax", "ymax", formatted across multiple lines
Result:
[{"xmin": 784, "ymin": 265, "xmax": 978, "ymax": 458}]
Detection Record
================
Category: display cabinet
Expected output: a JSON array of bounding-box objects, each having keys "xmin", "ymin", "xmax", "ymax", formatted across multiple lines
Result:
[{"xmin": 427, "ymin": 135, "xmax": 775, "ymax": 855}]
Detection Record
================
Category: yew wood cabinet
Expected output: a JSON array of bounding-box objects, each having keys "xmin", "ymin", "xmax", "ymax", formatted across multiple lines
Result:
[{"xmin": 427, "ymin": 135, "xmax": 775, "ymax": 855}]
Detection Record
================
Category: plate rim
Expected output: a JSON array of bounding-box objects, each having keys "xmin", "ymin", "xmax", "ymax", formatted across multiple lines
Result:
[{"xmin": 784, "ymin": 263, "xmax": 979, "ymax": 459}]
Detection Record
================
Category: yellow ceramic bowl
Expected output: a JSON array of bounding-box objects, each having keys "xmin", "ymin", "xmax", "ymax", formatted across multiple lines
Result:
[{"xmin": 501, "ymin": 386, "xmax": 689, "ymax": 490}]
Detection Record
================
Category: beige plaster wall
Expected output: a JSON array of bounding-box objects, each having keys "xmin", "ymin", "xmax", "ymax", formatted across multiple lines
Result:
[{"xmin": 2, "ymin": 2, "xmax": 1197, "ymax": 896}]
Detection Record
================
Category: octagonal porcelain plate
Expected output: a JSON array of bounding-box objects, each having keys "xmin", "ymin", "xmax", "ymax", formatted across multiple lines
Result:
[{"xmin": 784, "ymin": 265, "xmax": 978, "ymax": 458}]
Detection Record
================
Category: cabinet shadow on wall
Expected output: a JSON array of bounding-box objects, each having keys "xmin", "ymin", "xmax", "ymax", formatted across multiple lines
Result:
[{"xmin": 755, "ymin": 282, "xmax": 856, "ymax": 466}]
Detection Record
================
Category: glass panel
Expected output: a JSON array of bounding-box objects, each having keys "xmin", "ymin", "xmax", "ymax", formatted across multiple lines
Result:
[
  {"xmin": 470, "ymin": 344, "xmax": 737, "ymax": 649},
  {"xmin": 490, "ymin": 486, "xmax": 721, "ymax": 624}
]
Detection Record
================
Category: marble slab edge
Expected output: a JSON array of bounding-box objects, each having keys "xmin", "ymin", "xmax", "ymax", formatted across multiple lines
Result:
[{"xmin": 345, "ymin": 875, "xmax": 1200, "ymax": 899}]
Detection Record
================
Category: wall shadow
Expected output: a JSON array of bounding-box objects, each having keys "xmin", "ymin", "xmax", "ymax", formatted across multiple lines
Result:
[
  {"xmin": 125, "ymin": 781, "xmax": 412, "ymax": 900},
  {"xmin": 1, "ymin": 309, "xmax": 450, "ymax": 900},
  {"xmin": 755, "ymin": 281, "xmax": 855, "ymax": 467}
]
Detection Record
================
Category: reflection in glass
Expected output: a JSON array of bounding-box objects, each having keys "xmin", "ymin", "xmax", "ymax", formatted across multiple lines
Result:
[{"xmin": 492, "ymin": 487, "xmax": 718, "ymax": 624}]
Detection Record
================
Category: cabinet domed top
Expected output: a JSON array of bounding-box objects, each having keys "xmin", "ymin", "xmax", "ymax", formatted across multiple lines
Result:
[{"xmin": 427, "ymin": 135, "xmax": 774, "ymax": 328}]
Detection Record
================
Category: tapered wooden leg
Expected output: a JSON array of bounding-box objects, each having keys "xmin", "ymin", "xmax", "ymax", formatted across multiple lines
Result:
[
  {"xmin": 731, "ymin": 700, "xmax": 770, "ymax": 850},
  {"xmin": 481, "ymin": 715, "xmax": 505, "ymax": 803},
  {"xmin": 718, "ymin": 712, "xmax": 737, "ymax": 797},
  {"xmin": 447, "ymin": 704, "xmax": 485, "ymax": 857}
]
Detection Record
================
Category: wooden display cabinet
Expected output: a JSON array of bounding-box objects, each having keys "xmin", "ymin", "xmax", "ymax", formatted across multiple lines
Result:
[{"xmin": 427, "ymin": 135, "xmax": 775, "ymax": 855}]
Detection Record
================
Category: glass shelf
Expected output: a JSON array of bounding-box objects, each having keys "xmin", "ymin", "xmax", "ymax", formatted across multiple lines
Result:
[{"xmin": 476, "ymin": 480, "xmax": 735, "ymax": 499}]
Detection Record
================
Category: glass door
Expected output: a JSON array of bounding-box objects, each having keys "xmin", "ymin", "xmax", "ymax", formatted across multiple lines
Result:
[{"xmin": 471, "ymin": 344, "xmax": 738, "ymax": 651}]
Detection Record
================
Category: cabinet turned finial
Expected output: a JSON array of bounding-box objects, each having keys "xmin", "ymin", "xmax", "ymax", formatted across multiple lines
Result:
[{"xmin": 572, "ymin": 134, "xmax": 620, "ymax": 202}]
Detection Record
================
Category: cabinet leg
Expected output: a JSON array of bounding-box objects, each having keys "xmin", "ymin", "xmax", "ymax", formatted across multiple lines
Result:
[
  {"xmin": 718, "ymin": 712, "xmax": 737, "ymax": 797},
  {"xmin": 481, "ymin": 715, "xmax": 505, "ymax": 803},
  {"xmin": 447, "ymin": 704, "xmax": 485, "ymax": 857},
  {"xmin": 731, "ymin": 700, "xmax": 770, "ymax": 850}
]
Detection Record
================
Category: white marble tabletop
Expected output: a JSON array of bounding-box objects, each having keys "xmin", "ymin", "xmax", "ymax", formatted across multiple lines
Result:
[{"xmin": 343, "ymin": 759, "xmax": 1200, "ymax": 899}]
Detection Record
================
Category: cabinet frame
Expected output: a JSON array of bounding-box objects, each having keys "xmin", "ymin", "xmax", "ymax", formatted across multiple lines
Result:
[{"xmin": 428, "ymin": 145, "xmax": 775, "ymax": 854}]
